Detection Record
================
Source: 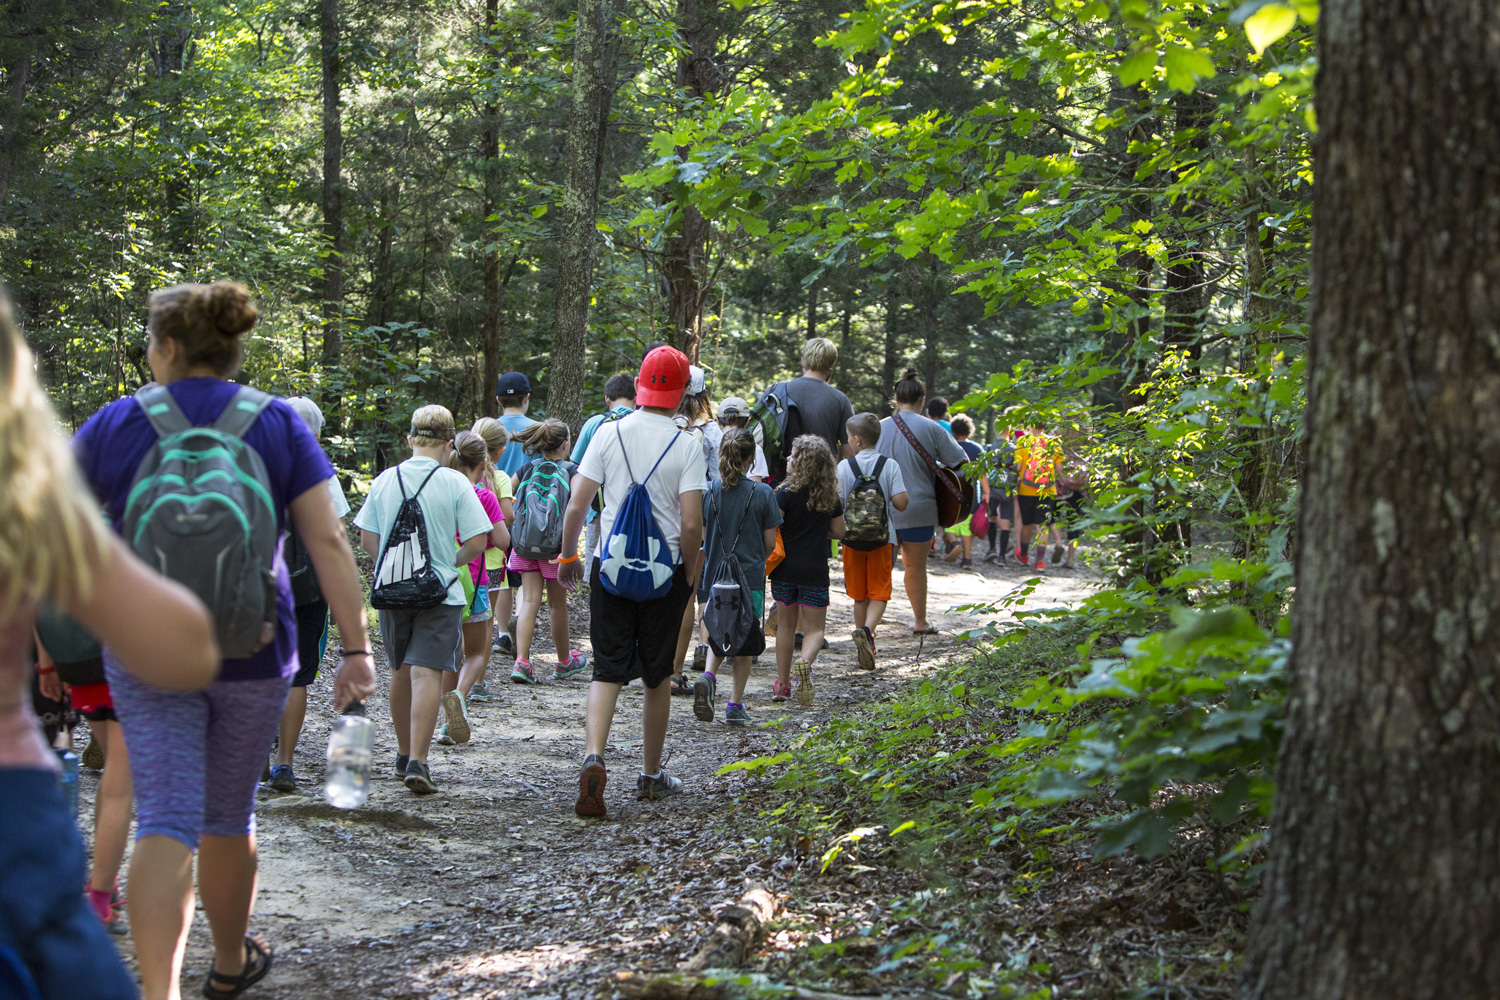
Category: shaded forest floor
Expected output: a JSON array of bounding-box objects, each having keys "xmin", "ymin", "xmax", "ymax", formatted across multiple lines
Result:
[{"xmin": 77, "ymin": 549, "xmax": 1249, "ymax": 999}]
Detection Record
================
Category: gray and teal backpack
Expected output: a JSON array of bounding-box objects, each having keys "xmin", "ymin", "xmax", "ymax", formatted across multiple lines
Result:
[
  {"xmin": 123, "ymin": 385, "xmax": 280, "ymax": 659},
  {"xmin": 511, "ymin": 458, "xmax": 577, "ymax": 561}
]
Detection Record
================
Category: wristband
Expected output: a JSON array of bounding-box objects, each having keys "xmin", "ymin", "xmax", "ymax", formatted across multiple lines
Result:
[
  {"xmin": 557, "ymin": 553, "xmax": 581, "ymax": 564},
  {"xmin": 340, "ymin": 649, "xmax": 370, "ymax": 658},
  {"xmin": 36, "ymin": 666, "xmax": 55, "ymax": 675}
]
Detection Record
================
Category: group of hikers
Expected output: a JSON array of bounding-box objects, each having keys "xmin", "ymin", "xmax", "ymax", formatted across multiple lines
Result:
[{"xmin": 0, "ymin": 281, "xmax": 1088, "ymax": 1000}]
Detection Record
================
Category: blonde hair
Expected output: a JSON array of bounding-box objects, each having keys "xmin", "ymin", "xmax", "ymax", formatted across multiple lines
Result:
[
  {"xmin": 517, "ymin": 418, "xmax": 570, "ymax": 457},
  {"xmin": 446, "ymin": 430, "xmax": 488, "ymax": 473},
  {"xmin": 471, "ymin": 416, "xmax": 510, "ymax": 494},
  {"xmin": 801, "ymin": 337, "xmax": 838, "ymax": 374},
  {"xmin": 718, "ymin": 427, "xmax": 756, "ymax": 489},
  {"xmin": 409, "ymin": 404, "xmax": 455, "ymax": 445},
  {"xmin": 148, "ymin": 281, "xmax": 258, "ymax": 377},
  {"xmin": 0, "ymin": 293, "xmax": 109, "ymax": 620},
  {"xmin": 782, "ymin": 435, "xmax": 840, "ymax": 513}
]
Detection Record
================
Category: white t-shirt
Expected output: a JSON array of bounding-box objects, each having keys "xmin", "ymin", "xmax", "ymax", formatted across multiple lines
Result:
[
  {"xmin": 327, "ymin": 478, "xmax": 351, "ymax": 519},
  {"xmin": 836, "ymin": 449, "xmax": 909, "ymax": 545},
  {"xmin": 750, "ymin": 444, "xmax": 769, "ymax": 480},
  {"xmin": 578, "ymin": 410, "xmax": 708, "ymax": 564},
  {"xmin": 353, "ymin": 457, "xmax": 492, "ymax": 606}
]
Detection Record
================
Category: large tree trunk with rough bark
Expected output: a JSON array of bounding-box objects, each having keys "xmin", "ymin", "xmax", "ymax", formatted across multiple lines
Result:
[
  {"xmin": 154, "ymin": 3, "xmax": 191, "ymax": 254},
  {"xmin": 661, "ymin": 0, "xmax": 718, "ymax": 360},
  {"xmin": 319, "ymin": 0, "xmax": 343, "ymax": 429},
  {"xmin": 480, "ymin": 0, "xmax": 502, "ymax": 419},
  {"xmin": 1239, "ymin": 3, "xmax": 1500, "ymax": 997},
  {"xmin": 548, "ymin": 0, "xmax": 616, "ymax": 430}
]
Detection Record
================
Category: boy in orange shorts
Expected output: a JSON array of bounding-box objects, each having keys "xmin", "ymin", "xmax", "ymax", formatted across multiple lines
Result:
[{"xmin": 836, "ymin": 413, "xmax": 910, "ymax": 669}]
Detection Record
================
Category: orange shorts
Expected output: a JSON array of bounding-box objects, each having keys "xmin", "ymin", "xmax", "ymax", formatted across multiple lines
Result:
[{"xmin": 842, "ymin": 544, "xmax": 893, "ymax": 603}]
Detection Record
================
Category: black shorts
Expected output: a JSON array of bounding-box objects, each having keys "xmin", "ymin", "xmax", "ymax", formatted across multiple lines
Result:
[
  {"xmin": 80, "ymin": 705, "xmax": 117, "ymax": 723},
  {"xmin": 1056, "ymin": 493, "xmax": 1085, "ymax": 540},
  {"xmin": 1018, "ymin": 494, "xmax": 1046, "ymax": 527},
  {"xmin": 588, "ymin": 559, "xmax": 694, "ymax": 689},
  {"xmin": 292, "ymin": 598, "xmax": 329, "ymax": 688}
]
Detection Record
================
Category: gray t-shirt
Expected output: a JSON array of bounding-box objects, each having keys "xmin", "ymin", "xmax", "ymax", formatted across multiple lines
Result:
[
  {"xmin": 699, "ymin": 478, "xmax": 782, "ymax": 598},
  {"xmin": 785, "ymin": 376, "xmax": 854, "ymax": 456},
  {"xmin": 877, "ymin": 411, "xmax": 968, "ymax": 530}
]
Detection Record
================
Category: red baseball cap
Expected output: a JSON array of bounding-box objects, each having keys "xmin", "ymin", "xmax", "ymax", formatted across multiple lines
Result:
[{"xmin": 637, "ymin": 346, "xmax": 691, "ymax": 408}]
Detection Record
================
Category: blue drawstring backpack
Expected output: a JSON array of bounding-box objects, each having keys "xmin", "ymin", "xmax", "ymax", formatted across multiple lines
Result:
[{"xmin": 599, "ymin": 424, "xmax": 682, "ymax": 601}]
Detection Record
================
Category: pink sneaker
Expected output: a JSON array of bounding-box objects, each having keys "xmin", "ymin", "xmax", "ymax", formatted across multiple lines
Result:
[
  {"xmin": 1034, "ymin": 557, "xmax": 1047, "ymax": 571},
  {"xmin": 770, "ymin": 680, "xmax": 792, "ymax": 702}
]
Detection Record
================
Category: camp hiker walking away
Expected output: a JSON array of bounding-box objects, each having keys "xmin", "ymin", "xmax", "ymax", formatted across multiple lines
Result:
[
  {"xmin": 942, "ymin": 415, "xmax": 991, "ymax": 569},
  {"xmin": 716, "ymin": 396, "xmax": 769, "ymax": 481},
  {"xmin": 748, "ymin": 337, "xmax": 856, "ymax": 478},
  {"xmin": 557, "ymin": 346, "xmax": 706, "ymax": 819},
  {"xmin": 492, "ymin": 371, "xmax": 538, "ymax": 660},
  {"xmin": 435, "ymin": 430, "xmax": 510, "ymax": 747},
  {"xmin": 354, "ymin": 404, "xmax": 491, "ymax": 796},
  {"xmin": 506, "ymin": 419, "xmax": 588, "ymax": 684},
  {"xmin": 1014, "ymin": 424, "xmax": 1064, "ymax": 571},
  {"xmin": 769, "ymin": 436, "xmax": 845, "ymax": 707},
  {"xmin": 983, "ymin": 429, "xmax": 1018, "ymax": 563},
  {"xmin": 0, "ymin": 288, "xmax": 219, "ymax": 1000},
  {"xmin": 876, "ymin": 368, "xmax": 969, "ymax": 636},
  {"xmin": 265, "ymin": 396, "xmax": 353, "ymax": 794},
  {"xmin": 1050, "ymin": 428, "xmax": 1090, "ymax": 569},
  {"xmin": 926, "ymin": 396, "xmax": 952, "ymax": 434},
  {"xmin": 836, "ymin": 413, "xmax": 910, "ymax": 671},
  {"xmin": 670, "ymin": 366, "xmax": 717, "ymax": 692},
  {"xmin": 691, "ymin": 428, "xmax": 781, "ymax": 725},
  {"xmin": 572, "ymin": 373, "xmax": 637, "ymax": 564},
  {"xmin": 73, "ymin": 280, "xmax": 376, "ymax": 1000},
  {"xmin": 468, "ymin": 416, "xmax": 515, "ymax": 696}
]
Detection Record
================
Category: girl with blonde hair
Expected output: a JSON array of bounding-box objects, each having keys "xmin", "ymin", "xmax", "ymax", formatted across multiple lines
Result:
[
  {"xmin": 0, "ymin": 290, "xmax": 219, "ymax": 998},
  {"xmin": 471, "ymin": 416, "xmax": 518, "ymax": 670}
]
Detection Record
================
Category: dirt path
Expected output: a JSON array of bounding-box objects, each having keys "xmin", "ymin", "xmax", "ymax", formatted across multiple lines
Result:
[{"xmin": 85, "ymin": 552, "xmax": 1097, "ymax": 999}]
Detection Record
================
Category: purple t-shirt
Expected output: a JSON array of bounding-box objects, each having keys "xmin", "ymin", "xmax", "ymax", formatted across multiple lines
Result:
[{"xmin": 74, "ymin": 378, "xmax": 337, "ymax": 682}]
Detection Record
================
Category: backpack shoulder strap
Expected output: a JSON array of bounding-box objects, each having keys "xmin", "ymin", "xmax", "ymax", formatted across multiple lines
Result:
[
  {"xmin": 134, "ymin": 385, "xmax": 192, "ymax": 440},
  {"xmin": 409, "ymin": 464, "xmax": 442, "ymax": 501},
  {"xmin": 212, "ymin": 386, "xmax": 274, "ymax": 440},
  {"xmin": 614, "ymin": 422, "xmax": 639, "ymax": 486},
  {"xmin": 641, "ymin": 430, "xmax": 683, "ymax": 486}
]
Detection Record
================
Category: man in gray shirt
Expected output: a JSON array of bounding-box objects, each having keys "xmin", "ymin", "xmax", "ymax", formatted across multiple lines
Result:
[{"xmin": 783, "ymin": 337, "xmax": 855, "ymax": 461}]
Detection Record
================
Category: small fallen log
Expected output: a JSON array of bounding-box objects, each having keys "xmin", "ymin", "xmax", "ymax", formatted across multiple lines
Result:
[
  {"xmin": 681, "ymin": 885, "xmax": 777, "ymax": 972},
  {"xmin": 612, "ymin": 972, "xmax": 872, "ymax": 1000}
]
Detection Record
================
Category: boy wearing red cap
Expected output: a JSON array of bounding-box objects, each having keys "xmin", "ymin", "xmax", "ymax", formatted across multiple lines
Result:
[{"xmin": 558, "ymin": 346, "xmax": 707, "ymax": 817}]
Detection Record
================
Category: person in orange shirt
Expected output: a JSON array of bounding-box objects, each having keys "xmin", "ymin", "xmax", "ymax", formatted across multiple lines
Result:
[{"xmin": 1012, "ymin": 426, "xmax": 1063, "ymax": 571}]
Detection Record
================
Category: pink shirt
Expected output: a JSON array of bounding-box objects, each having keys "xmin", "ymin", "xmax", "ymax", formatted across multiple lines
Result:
[
  {"xmin": 466, "ymin": 484, "xmax": 504, "ymax": 587},
  {"xmin": 0, "ymin": 609, "xmax": 58, "ymax": 772}
]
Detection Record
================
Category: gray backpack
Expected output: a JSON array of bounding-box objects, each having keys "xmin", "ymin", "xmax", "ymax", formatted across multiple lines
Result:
[
  {"xmin": 124, "ymin": 385, "xmax": 280, "ymax": 659},
  {"xmin": 511, "ymin": 458, "xmax": 577, "ymax": 560}
]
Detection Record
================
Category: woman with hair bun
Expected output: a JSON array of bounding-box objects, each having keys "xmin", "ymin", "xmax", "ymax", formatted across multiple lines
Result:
[
  {"xmin": 73, "ymin": 280, "xmax": 377, "ymax": 1000},
  {"xmin": 0, "ymin": 289, "xmax": 218, "ymax": 999},
  {"xmin": 877, "ymin": 368, "xmax": 968, "ymax": 636}
]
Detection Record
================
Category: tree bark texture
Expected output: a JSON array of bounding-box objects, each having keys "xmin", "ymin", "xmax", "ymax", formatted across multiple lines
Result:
[
  {"xmin": 0, "ymin": 55, "xmax": 31, "ymax": 205},
  {"xmin": 662, "ymin": 0, "xmax": 718, "ymax": 360},
  {"xmin": 153, "ymin": 3, "xmax": 191, "ymax": 254},
  {"xmin": 1240, "ymin": 3, "xmax": 1500, "ymax": 997},
  {"xmin": 481, "ymin": 0, "xmax": 502, "ymax": 419},
  {"xmin": 548, "ymin": 0, "xmax": 614, "ymax": 431},
  {"xmin": 319, "ymin": 0, "xmax": 344, "ymax": 425}
]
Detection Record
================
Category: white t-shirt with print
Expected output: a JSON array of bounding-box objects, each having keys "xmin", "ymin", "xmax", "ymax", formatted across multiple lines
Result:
[
  {"xmin": 836, "ymin": 448, "xmax": 909, "ymax": 546},
  {"xmin": 578, "ymin": 410, "xmax": 708, "ymax": 564},
  {"xmin": 353, "ymin": 457, "xmax": 492, "ymax": 606}
]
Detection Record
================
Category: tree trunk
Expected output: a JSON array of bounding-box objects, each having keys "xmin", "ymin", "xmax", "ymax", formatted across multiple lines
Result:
[
  {"xmin": 481, "ymin": 0, "xmax": 502, "ymax": 419},
  {"xmin": 319, "ymin": 0, "xmax": 344, "ymax": 431},
  {"xmin": 661, "ymin": 0, "xmax": 718, "ymax": 359},
  {"xmin": 548, "ymin": 0, "xmax": 615, "ymax": 431},
  {"xmin": 879, "ymin": 289, "xmax": 900, "ymax": 417},
  {"xmin": 1240, "ymin": 3, "xmax": 1500, "ymax": 997},
  {"xmin": 0, "ymin": 55, "xmax": 31, "ymax": 205},
  {"xmin": 154, "ymin": 3, "xmax": 191, "ymax": 254}
]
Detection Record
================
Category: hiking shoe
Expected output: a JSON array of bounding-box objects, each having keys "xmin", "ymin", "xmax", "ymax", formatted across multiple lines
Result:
[
  {"xmin": 794, "ymin": 631, "xmax": 803, "ymax": 650},
  {"xmin": 945, "ymin": 544, "xmax": 963, "ymax": 562},
  {"xmin": 80, "ymin": 736, "xmax": 104, "ymax": 771},
  {"xmin": 960, "ymin": 558, "xmax": 973, "ymax": 570},
  {"xmin": 403, "ymin": 760, "xmax": 437, "ymax": 795},
  {"xmin": 435, "ymin": 724, "xmax": 454, "ymax": 747},
  {"xmin": 725, "ymin": 703, "xmax": 751, "ymax": 726},
  {"xmin": 983, "ymin": 550, "xmax": 999, "ymax": 564},
  {"xmin": 794, "ymin": 659, "xmax": 814, "ymax": 707},
  {"xmin": 576, "ymin": 755, "xmax": 607, "ymax": 818},
  {"xmin": 395, "ymin": 755, "xmax": 409, "ymax": 777},
  {"xmin": 268, "ymin": 764, "xmax": 297, "ymax": 793},
  {"xmin": 1034, "ymin": 557, "xmax": 1047, "ymax": 571},
  {"xmin": 692, "ymin": 643, "xmax": 709, "ymax": 672},
  {"xmin": 494, "ymin": 633, "xmax": 515, "ymax": 658},
  {"xmin": 1051, "ymin": 545, "xmax": 1065, "ymax": 564},
  {"xmin": 852, "ymin": 627, "xmax": 876, "ymax": 671},
  {"xmin": 636, "ymin": 769, "xmax": 683, "ymax": 801},
  {"xmin": 765, "ymin": 603, "xmax": 778, "ymax": 634},
  {"xmin": 770, "ymin": 680, "xmax": 792, "ymax": 702},
  {"xmin": 555, "ymin": 650, "xmax": 589, "ymax": 681},
  {"xmin": 442, "ymin": 690, "xmax": 471, "ymax": 744},
  {"xmin": 510, "ymin": 659, "xmax": 536, "ymax": 684},
  {"xmin": 692, "ymin": 672, "xmax": 716, "ymax": 722},
  {"xmin": 468, "ymin": 682, "xmax": 493, "ymax": 703}
]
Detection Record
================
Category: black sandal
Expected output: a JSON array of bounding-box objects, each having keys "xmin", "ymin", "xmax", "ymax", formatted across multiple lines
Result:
[
  {"xmin": 202, "ymin": 932, "xmax": 272, "ymax": 999},
  {"xmin": 670, "ymin": 674, "xmax": 693, "ymax": 696}
]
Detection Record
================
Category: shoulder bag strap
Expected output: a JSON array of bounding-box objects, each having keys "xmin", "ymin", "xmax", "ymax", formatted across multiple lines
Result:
[
  {"xmin": 212, "ymin": 386, "xmax": 273, "ymax": 439},
  {"xmin": 134, "ymin": 385, "xmax": 192, "ymax": 440},
  {"xmin": 893, "ymin": 412, "xmax": 942, "ymax": 478}
]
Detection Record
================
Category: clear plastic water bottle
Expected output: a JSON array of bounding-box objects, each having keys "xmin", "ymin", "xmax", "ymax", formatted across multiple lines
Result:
[
  {"xmin": 56, "ymin": 748, "xmax": 79, "ymax": 820},
  {"xmin": 324, "ymin": 703, "xmax": 373, "ymax": 810}
]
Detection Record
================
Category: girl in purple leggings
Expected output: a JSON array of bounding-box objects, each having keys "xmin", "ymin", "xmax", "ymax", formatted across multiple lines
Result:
[
  {"xmin": 74, "ymin": 281, "xmax": 377, "ymax": 1000},
  {"xmin": 0, "ymin": 291, "xmax": 219, "ymax": 1000}
]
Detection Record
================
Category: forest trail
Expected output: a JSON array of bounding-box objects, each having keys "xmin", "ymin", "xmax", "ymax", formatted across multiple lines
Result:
[{"xmin": 90, "ymin": 552, "xmax": 1098, "ymax": 999}]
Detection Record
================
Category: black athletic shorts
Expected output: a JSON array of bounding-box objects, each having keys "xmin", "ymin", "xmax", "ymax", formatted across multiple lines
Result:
[
  {"xmin": 589, "ymin": 559, "xmax": 694, "ymax": 689},
  {"xmin": 292, "ymin": 598, "xmax": 330, "ymax": 688},
  {"xmin": 1018, "ymin": 494, "xmax": 1045, "ymax": 527}
]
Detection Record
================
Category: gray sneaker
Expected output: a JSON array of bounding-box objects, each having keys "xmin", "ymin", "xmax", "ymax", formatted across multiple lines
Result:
[
  {"xmin": 403, "ymin": 760, "xmax": 437, "ymax": 795},
  {"xmin": 692, "ymin": 672, "xmax": 716, "ymax": 722},
  {"xmin": 692, "ymin": 643, "xmax": 709, "ymax": 672},
  {"xmin": 442, "ymin": 690, "xmax": 471, "ymax": 744},
  {"xmin": 636, "ymin": 769, "xmax": 683, "ymax": 800},
  {"xmin": 394, "ymin": 754, "xmax": 409, "ymax": 777},
  {"xmin": 725, "ymin": 703, "xmax": 750, "ymax": 727},
  {"xmin": 494, "ymin": 633, "xmax": 515, "ymax": 658}
]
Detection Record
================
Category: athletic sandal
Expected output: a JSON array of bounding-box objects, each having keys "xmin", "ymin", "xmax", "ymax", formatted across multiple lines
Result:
[
  {"xmin": 670, "ymin": 674, "xmax": 693, "ymax": 697},
  {"xmin": 201, "ymin": 932, "xmax": 272, "ymax": 1000}
]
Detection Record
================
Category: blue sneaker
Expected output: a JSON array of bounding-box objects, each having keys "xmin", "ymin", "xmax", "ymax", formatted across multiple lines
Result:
[
  {"xmin": 725, "ymin": 703, "xmax": 750, "ymax": 727},
  {"xmin": 268, "ymin": 764, "xmax": 297, "ymax": 792}
]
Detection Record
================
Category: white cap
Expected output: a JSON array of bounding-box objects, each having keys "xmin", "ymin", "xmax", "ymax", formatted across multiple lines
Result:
[
  {"xmin": 285, "ymin": 396, "xmax": 325, "ymax": 436},
  {"xmin": 717, "ymin": 396, "xmax": 750, "ymax": 419},
  {"xmin": 686, "ymin": 365, "xmax": 707, "ymax": 396}
]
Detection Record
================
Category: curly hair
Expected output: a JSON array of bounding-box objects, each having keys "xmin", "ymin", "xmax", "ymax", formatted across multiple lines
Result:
[{"xmin": 782, "ymin": 435, "xmax": 840, "ymax": 513}]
